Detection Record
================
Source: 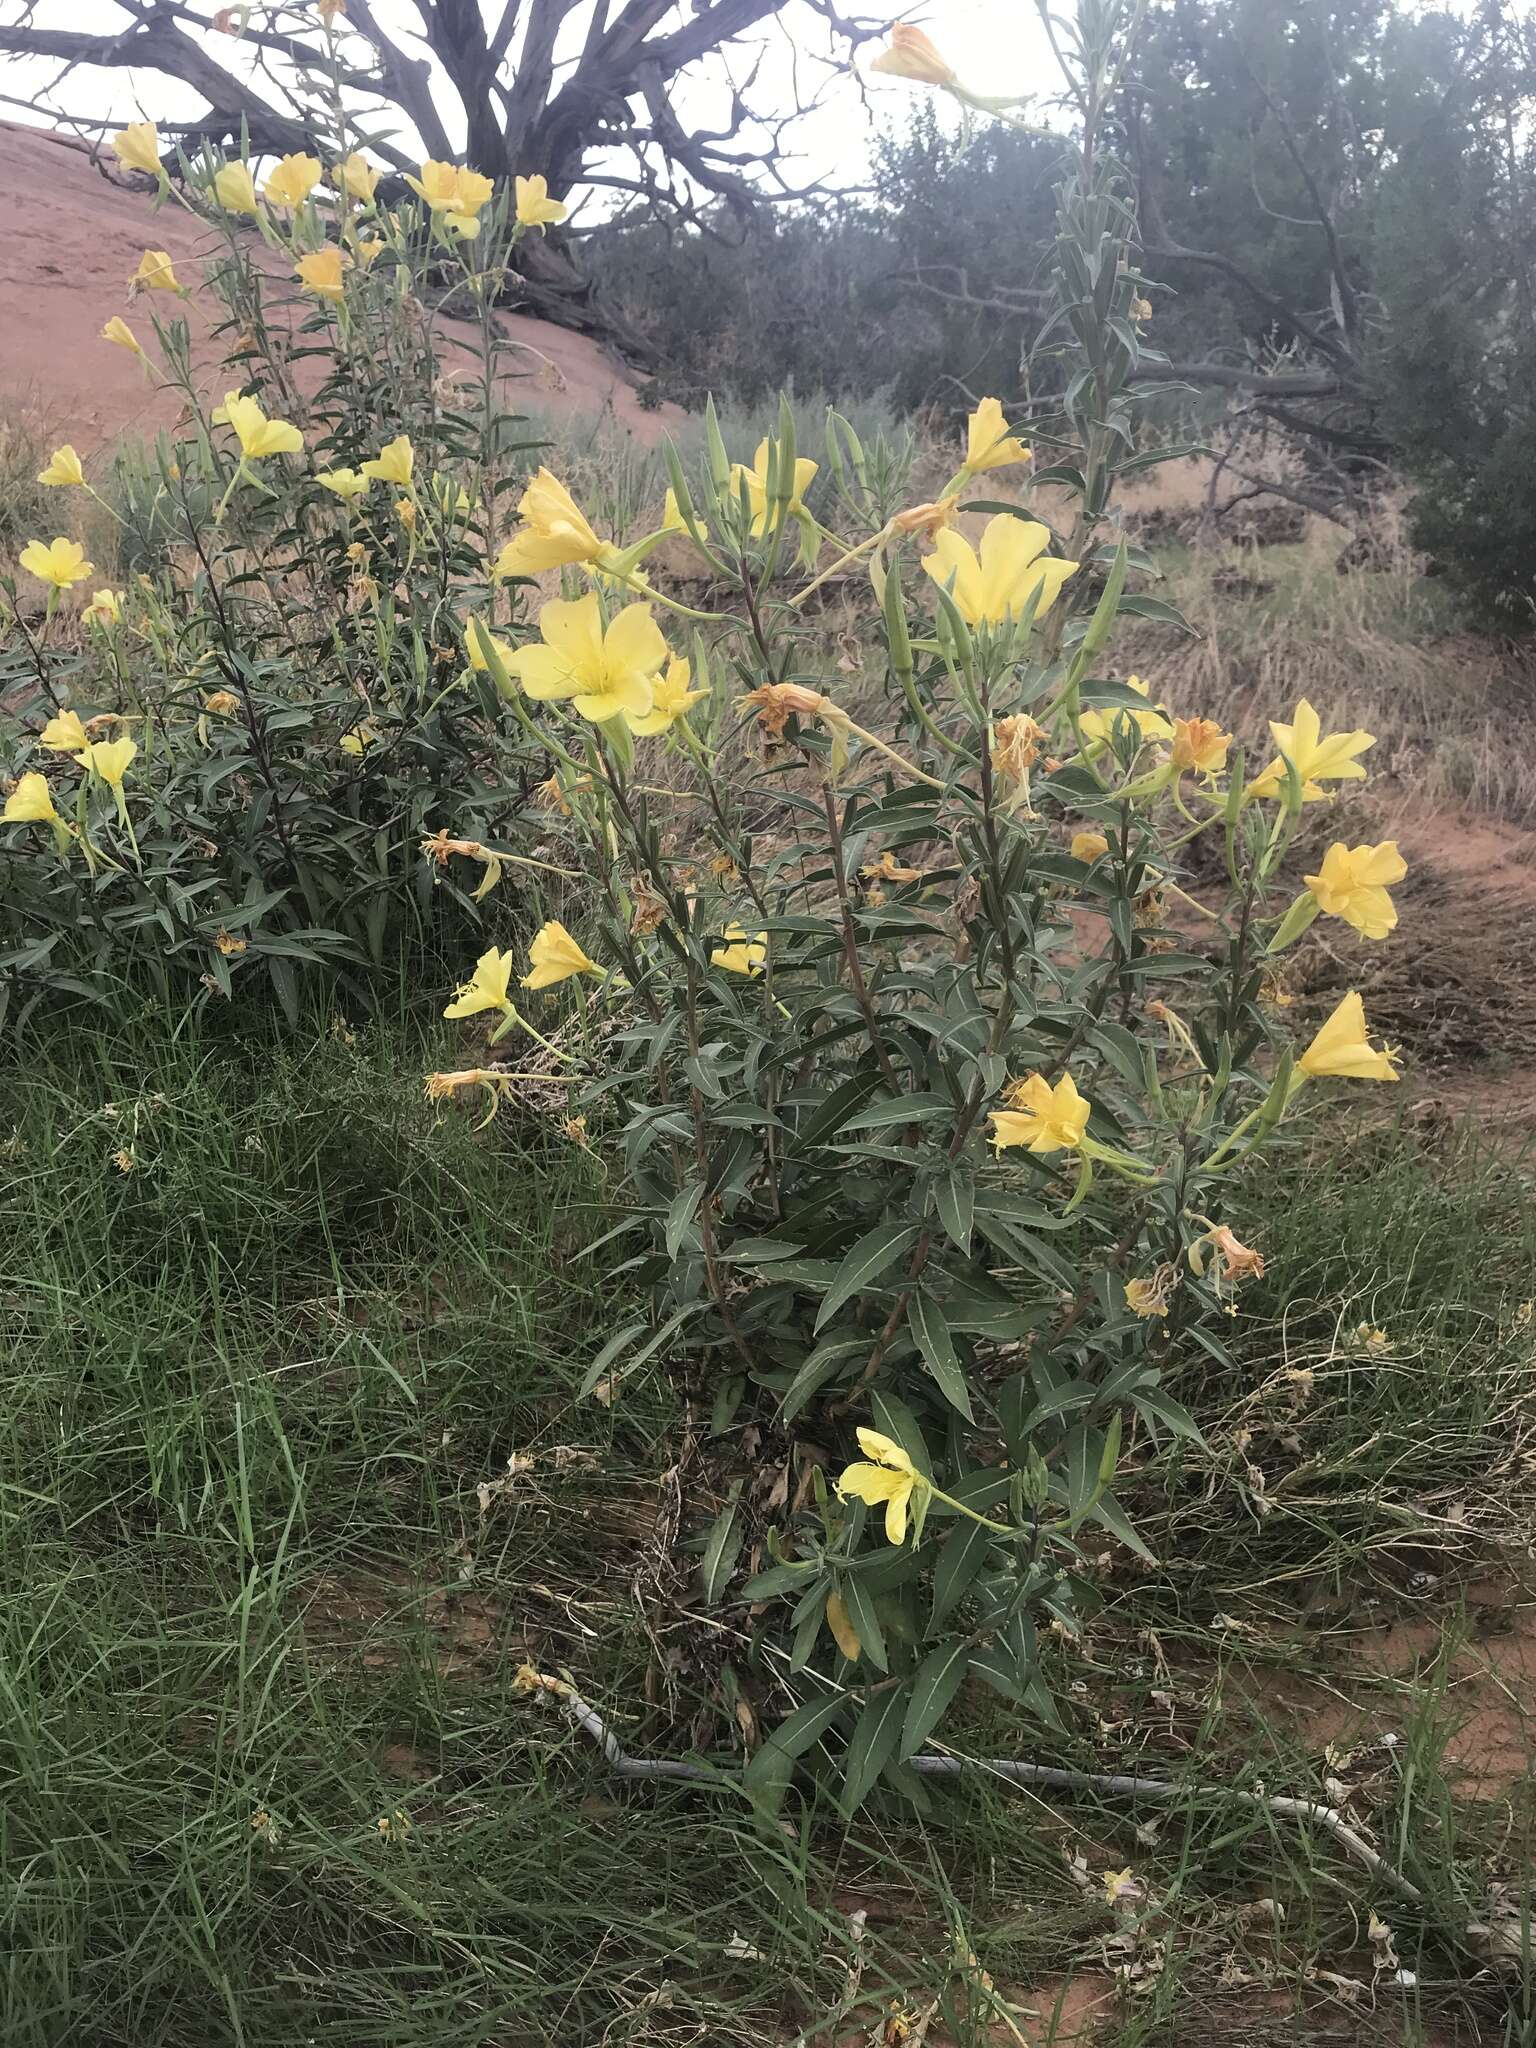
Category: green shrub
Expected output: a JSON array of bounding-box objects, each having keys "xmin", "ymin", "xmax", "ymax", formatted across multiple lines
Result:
[{"xmin": 422, "ymin": 0, "xmax": 1409, "ymax": 1808}]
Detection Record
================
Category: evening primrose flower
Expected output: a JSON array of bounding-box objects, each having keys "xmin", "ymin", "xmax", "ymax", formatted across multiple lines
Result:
[
  {"xmin": 730, "ymin": 439, "xmax": 818, "ymax": 536},
  {"xmin": 362, "ymin": 435, "xmax": 414, "ymax": 487},
  {"xmin": 1304, "ymin": 841, "xmax": 1406, "ymax": 940},
  {"xmin": 1298, "ymin": 991, "xmax": 1399, "ymax": 1082},
  {"xmin": 295, "ymin": 247, "xmax": 348, "ymax": 301},
  {"xmin": 331, "ymin": 153, "xmax": 381, "ymax": 203},
  {"xmin": 922, "ymin": 516, "xmax": 1078, "ymax": 628},
  {"xmin": 1078, "ymin": 675, "xmax": 1171, "ymax": 747},
  {"xmin": 132, "ymin": 248, "xmax": 180, "ymax": 292},
  {"xmin": 628, "ymin": 656, "xmax": 705, "ymax": 735},
  {"xmin": 317, "ymin": 467, "xmax": 369, "ymax": 500},
  {"xmin": 464, "ymin": 618, "xmax": 514, "ymax": 673},
  {"xmin": 836, "ymin": 1429, "xmax": 927, "ymax": 1546},
  {"xmin": 211, "ymin": 160, "xmax": 260, "ymax": 215},
  {"xmin": 711, "ymin": 924, "xmax": 767, "ymax": 977},
  {"xmin": 444, "ymin": 946, "xmax": 515, "ymax": 1019},
  {"xmin": 493, "ymin": 468, "xmax": 614, "ymax": 578},
  {"xmin": 113, "ymin": 121, "xmax": 162, "ymax": 176},
  {"xmin": 506, "ymin": 593, "xmax": 665, "ymax": 725},
  {"xmin": 1071, "ymin": 829, "xmax": 1110, "ymax": 863},
  {"xmin": 37, "ymin": 444, "xmax": 85, "ymax": 489},
  {"xmin": 406, "ymin": 159, "xmax": 494, "ymax": 236},
  {"xmin": 521, "ymin": 921, "xmax": 601, "ymax": 990},
  {"xmin": 20, "ymin": 537, "xmax": 93, "ymax": 589},
  {"xmin": 741, "ymin": 681, "xmax": 826, "ymax": 737},
  {"xmin": 1169, "ymin": 716, "xmax": 1231, "ymax": 775},
  {"xmin": 264, "ymin": 153, "xmax": 322, "ymax": 209},
  {"xmin": 215, "ymin": 391, "xmax": 303, "ymax": 460},
  {"xmin": 82, "ymin": 589, "xmax": 123, "ymax": 627},
  {"xmin": 990, "ymin": 1071, "xmax": 1091, "ymax": 1154},
  {"xmin": 3, "ymin": 773, "xmax": 61, "ymax": 825},
  {"xmin": 870, "ymin": 23, "xmax": 958, "ymax": 87},
  {"xmin": 39, "ymin": 708, "xmax": 89, "ymax": 751},
  {"xmin": 514, "ymin": 175, "xmax": 567, "ymax": 230},
  {"xmin": 102, "ymin": 316, "xmax": 144, "ymax": 355},
  {"xmin": 1248, "ymin": 699, "xmax": 1374, "ymax": 802},
  {"xmin": 75, "ymin": 736, "xmax": 137, "ymax": 786},
  {"xmin": 963, "ymin": 397, "xmax": 1031, "ymax": 473}
]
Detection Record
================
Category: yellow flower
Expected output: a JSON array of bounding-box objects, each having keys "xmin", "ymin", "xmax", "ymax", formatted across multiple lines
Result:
[
  {"xmin": 892, "ymin": 495, "xmax": 961, "ymax": 538},
  {"xmin": 37, "ymin": 445, "xmax": 85, "ymax": 489},
  {"xmin": 522, "ymin": 920, "xmax": 601, "ymax": 990},
  {"xmin": 39, "ymin": 709, "xmax": 89, "ymax": 751},
  {"xmin": 3, "ymin": 772, "xmax": 60, "ymax": 826},
  {"xmin": 294, "ymin": 247, "xmax": 348, "ymax": 301},
  {"xmin": 825, "ymin": 1589, "xmax": 862, "ymax": 1662},
  {"xmin": 627, "ymin": 657, "xmax": 705, "ymax": 736},
  {"xmin": 376, "ymin": 1809, "xmax": 411, "ymax": 1842},
  {"xmin": 204, "ymin": 691, "xmax": 240, "ymax": 716},
  {"xmin": 264, "ymin": 153, "xmax": 322, "ymax": 209},
  {"xmin": 214, "ymin": 391, "xmax": 304, "ymax": 460},
  {"xmin": 407, "ymin": 160, "xmax": 494, "ymax": 235},
  {"xmin": 316, "ymin": 467, "xmax": 369, "ymax": 500},
  {"xmin": 19, "ymin": 537, "xmax": 93, "ymax": 589},
  {"xmin": 444, "ymin": 946, "xmax": 515, "ymax": 1019},
  {"xmin": 661, "ymin": 486, "xmax": 708, "ymax": 540},
  {"xmin": 1298, "ymin": 991, "xmax": 1399, "ymax": 1082},
  {"xmin": 1248, "ymin": 699, "xmax": 1375, "ymax": 802},
  {"xmin": 514, "ymin": 174, "xmax": 567, "ymax": 230},
  {"xmin": 1071, "ymin": 829, "xmax": 1110, "ymax": 864},
  {"xmin": 82, "ymin": 589, "xmax": 123, "ymax": 627},
  {"xmin": 493, "ymin": 468, "xmax": 613, "ymax": 577},
  {"xmin": 75, "ymin": 737, "xmax": 137, "ymax": 786},
  {"xmin": 1304, "ymin": 841, "xmax": 1406, "ymax": 940},
  {"xmin": 964, "ymin": 397, "xmax": 1031, "ymax": 473},
  {"xmin": 835, "ymin": 1429, "xmax": 926, "ymax": 1546},
  {"xmin": 362, "ymin": 435, "xmax": 414, "ymax": 486},
  {"xmin": 923, "ymin": 515, "xmax": 1079, "ymax": 628},
  {"xmin": 132, "ymin": 248, "xmax": 180, "ymax": 292},
  {"xmin": 351, "ymin": 237, "xmax": 385, "ymax": 268},
  {"xmin": 1355, "ymin": 1323, "xmax": 1392, "ymax": 1354},
  {"xmin": 331, "ymin": 153, "xmax": 381, "ymax": 203},
  {"xmin": 990, "ymin": 1071, "xmax": 1091, "ymax": 1154},
  {"xmin": 740, "ymin": 681, "xmax": 826, "ymax": 736},
  {"xmin": 870, "ymin": 23, "xmax": 957, "ymax": 86},
  {"xmin": 710, "ymin": 923, "xmax": 767, "ymax": 977},
  {"xmin": 464, "ymin": 619, "xmax": 514, "ymax": 673},
  {"xmin": 211, "ymin": 160, "xmax": 260, "ymax": 215},
  {"xmin": 112, "ymin": 122, "xmax": 162, "ymax": 176},
  {"xmin": 339, "ymin": 725, "xmax": 376, "ymax": 755},
  {"xmin": 102, "ymin": 316, "xmax": 144, "ymax": 355},
  {"xmin": 729, "ymin": 439, "xmax": 818, "ymax": 536},
  {"xmin": 1079, "ymin": 675, "xmax": 1172, "ymax": 747},
  {"xmin": 507, "ymin": 593, "xmax": 665, "ymax": 725},
  {"xmin": 1102, "ymin": 1868, "xmax": 1147, "ymax": 1907},
  {"xmin": 1169, "ymin": 716, "xmax": 1231, "ymax": 774}
]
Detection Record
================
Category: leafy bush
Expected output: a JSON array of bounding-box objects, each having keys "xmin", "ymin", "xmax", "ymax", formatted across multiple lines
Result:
[
  {"xmin": 427, "ymin": 2, "xmax": 1409, "ymax": 1806},
  {"xmin": 0, "ymin": 135, "xmax": 553, "ymax": 1026}
]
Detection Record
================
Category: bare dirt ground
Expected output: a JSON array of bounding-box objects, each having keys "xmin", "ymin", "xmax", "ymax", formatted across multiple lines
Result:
[{"xmin": 0, "ymin": 120, "xmax": 680, "ymax": 452}]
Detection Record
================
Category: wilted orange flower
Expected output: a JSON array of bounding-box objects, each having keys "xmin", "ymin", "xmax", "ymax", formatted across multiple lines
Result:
[
  {"xmin": 1170, "ymin": 717, "xmax": 1231, "ymax": 775},
  {"xmin": 741, "ymin": 682, "xmax": 825, "ymax": 736},
  {"xmin": 870, "ymin": 22, "xmax": 957, "ymax": 86},
  {"xmin": 892, "ymin": 495, "xmax": 960, "ymax": 537},
  {"xmin": 991, "ymin": 714, "xmax": 1044, "ymax": 785},
  {"xmin": 861, "ymin": 850, "xmax": 924, "ymax": 885}
]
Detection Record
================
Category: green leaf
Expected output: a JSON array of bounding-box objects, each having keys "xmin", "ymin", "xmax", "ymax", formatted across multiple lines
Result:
[
  {"xmin": 910, "ymin": 1293, "xmax": 974, "ymax": 1421},
  {"xmin": 838, "ymin": 1573, "xmax": 889, "ymax": 1673},
  {"xmin": 935, "ymin": 1170, "xmax": 974, "ymax": 1255},
  {"xmin": 900, "ymin": 1640, "xmax": 969, "ymax": 1758},
  {"xmin": 665, "ymin": 1181, "xmax": 704, "ymax": 1258},
  {"xmin": 743, "ymin": 1690, "xmax": 848, "ymax": 1800},
  {"xmin": 814, "ymin": 1221, "xmax": 921, "ymax": 1333},
  {"xmin": 869, "ymin": 1390, "xmax": 932, "ymax": 1480},
  {"xmin": 1090, "ymin": 1491, "xmax": 1157, "ymax": 1564},
  {"xmin": 779, "ymin": 1338, "xmax": 866, "ymax": 1423},
  {"xmin": 698, "ymin": 1489, "xmax": 743, "ymax": 1603},
  {"xmin": 929, "ymin": 1514, "xmax": 992, "ymax": 1631},
  {"xmin": 840, "ymin": 1686, "xmax": 908, "ymax": 1814}
]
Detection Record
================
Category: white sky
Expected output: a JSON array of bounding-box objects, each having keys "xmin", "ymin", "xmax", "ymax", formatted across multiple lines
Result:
[{"xmin": 2, "ymin": 0, "xmax": 1057, "ymax": 207}]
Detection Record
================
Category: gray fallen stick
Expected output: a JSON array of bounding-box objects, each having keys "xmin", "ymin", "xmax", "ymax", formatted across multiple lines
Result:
[{"xmin": 553, "ymin": 1680, "xmax": 1423, "ymax": 1904}]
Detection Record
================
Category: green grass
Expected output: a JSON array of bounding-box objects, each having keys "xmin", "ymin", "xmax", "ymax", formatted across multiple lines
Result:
[{"xmin": 0, "ymin": 1014, "xmax": 1532, "ymax": 2045}]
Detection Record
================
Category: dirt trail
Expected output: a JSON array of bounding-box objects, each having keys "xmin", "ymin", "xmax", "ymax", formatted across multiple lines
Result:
[{"xmin": 0, "ymin": 120, "xmax": 680, "ymax": 452}]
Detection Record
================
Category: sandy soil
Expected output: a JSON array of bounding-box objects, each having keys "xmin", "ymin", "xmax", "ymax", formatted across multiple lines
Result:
[{"xmin": 0, "ymin": 120, "xmax": 681, "ymax": 452}]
